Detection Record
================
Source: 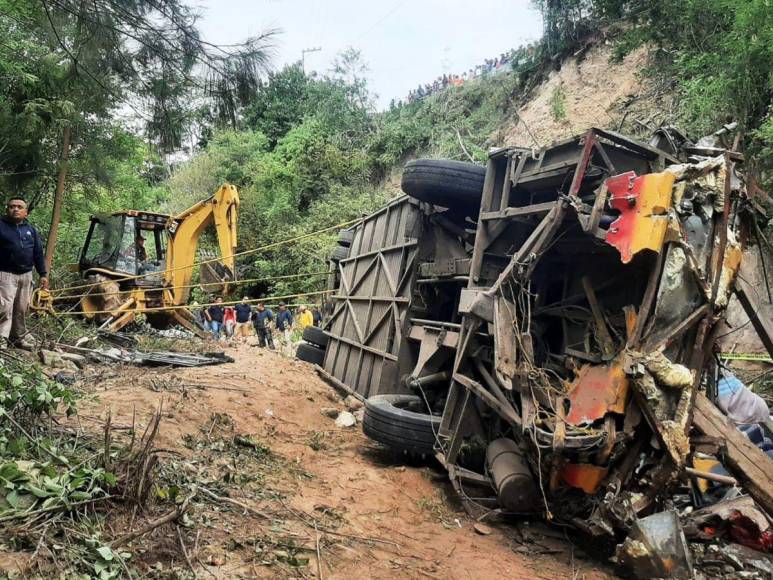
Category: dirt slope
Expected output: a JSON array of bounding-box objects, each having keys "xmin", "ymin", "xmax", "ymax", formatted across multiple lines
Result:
[
  {"xmin": 497, "ymin": 41, "xmax": 674, "ymax": 149},
  {"xmin": 68, "ymin": 344, "xmax": 613, "ymax": 579}
]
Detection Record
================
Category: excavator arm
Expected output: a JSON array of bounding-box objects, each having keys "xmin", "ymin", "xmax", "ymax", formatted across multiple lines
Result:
[{"xmin": 164, "ymin": 183, "xmax": 240, "ymax": 305}]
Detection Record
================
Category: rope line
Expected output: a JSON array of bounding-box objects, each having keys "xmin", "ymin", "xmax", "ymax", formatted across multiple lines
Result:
[
  {"xmin": 52, "ymin": 271, "xmax": 331, "ymax": 301},
  {"xmin": 50, "ymin": 217, "xmax": 360, "ymax": 295},
  {"xmin": 52, "ymin": 290, "xmax": 333, "ymax": 317}
]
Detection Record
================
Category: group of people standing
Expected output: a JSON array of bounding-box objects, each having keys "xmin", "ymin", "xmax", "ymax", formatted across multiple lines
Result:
[
  {"xmin": 193, "ymin": 298, "xmax": 321, "ymax": 354},
  {"xmin": 404, "ymin": 50, "xmax": 515, "ymax": 104}
]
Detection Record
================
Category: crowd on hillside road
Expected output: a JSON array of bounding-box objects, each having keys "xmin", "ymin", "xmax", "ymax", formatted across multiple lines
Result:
[
  {"xmin": 405, "ymin": 50, "xmax": 516, "ymax": 104},
  {"xmin": 193, "ymin": 298, "xmax": 322, "ymax": 356}
]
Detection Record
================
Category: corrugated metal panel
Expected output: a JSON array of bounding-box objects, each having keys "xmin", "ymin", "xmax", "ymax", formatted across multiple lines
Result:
[{"xmin": 323, "ymin": 196, "xmax": 421, "ymax": 398}]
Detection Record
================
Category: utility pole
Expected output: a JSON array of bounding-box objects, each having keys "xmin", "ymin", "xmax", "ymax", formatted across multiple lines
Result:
[{"xmin": 301, "ymin": 46, "xmax": 322, "ymax": 73}]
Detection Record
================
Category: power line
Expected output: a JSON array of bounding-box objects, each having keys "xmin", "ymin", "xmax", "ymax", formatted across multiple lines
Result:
[
  {"xmin": 49, "ymin": 216, "xmax": 360, "ymax": 295},
  {"xmin": 52, "ymin": 289, "xmax": 332, "ymax": 316},
  {"xmin": 349, "ymin": 0, "xmax": 407, "ymax": 45},
  {"xmin": 52, "ymin": 270, "xmax": 330, "ymax": 301}
]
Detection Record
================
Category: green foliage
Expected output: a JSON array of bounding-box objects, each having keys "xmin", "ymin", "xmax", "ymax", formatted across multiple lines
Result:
[
  {"xmin": 244, "ymin": 64, "xmax": 311, "ymax": 145},
  {"xmin": 166, "ymin": 51, "xmax": 390, "ymax": 301},
  {"xmin": 532, "ymin": 0, "xmax": 773, "ymax": 157},
  {"xmin": 37, "ymin": 127, "xmax": 169, "ymax": 282},
  {"xmin": 0, "ymin": 459, "xmax": 112, "ymax": 517},
  {"xmin": 369, "ymin": 72, "xmax": 523, "ymax": 172},
  {"xmin": 0, "ymin": 359, "xmax": 77, "ymax": 443},
  {"xmin": 0, "ymin": 356, "xmax": 122, "ymax": 578},
  {"xmin": 550, "ymin": 86, "xmax": 567, "ymax": 121}
]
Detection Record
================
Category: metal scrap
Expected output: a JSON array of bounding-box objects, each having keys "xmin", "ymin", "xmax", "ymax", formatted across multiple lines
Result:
[
  {"xmin": 615, "ymin": 511, "xmax": 694, "ymax": 579},
  {"xmin": 56, "ymin": 342, "xmax": 233, "ymax": 367},
  {"xmin": 325, "ymin": 125, "xmax": 772, "ymax": 573}
]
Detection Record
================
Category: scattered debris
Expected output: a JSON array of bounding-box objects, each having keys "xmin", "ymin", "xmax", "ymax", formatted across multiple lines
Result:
[
  {"xmin": 38, "ymin": 349, "xmax": 78, "ymax": 371},
  {"xmin": 344, "ymin": 395, "xmax": 364, "ymax": 411},
  {"xmin": 55, "ymin": 343, "xmax": 234, "ymax": 367},
  {"xmin": 334, "ymin": 411, "xmax": 357, "ymax": 428},
  {"xmin": 615, "ymin": 511, "xmax": 693, "ymax": 579},
  {"xmin": 320, "ymin": 126, "xmax": 773, "ymax": 573}
]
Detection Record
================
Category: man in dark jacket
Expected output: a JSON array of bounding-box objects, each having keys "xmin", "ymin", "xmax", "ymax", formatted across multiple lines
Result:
[
  {"xmin": 275, "ymin": 301, "xmax": 293, "ymax": 355},
  {"xmin": 252, "ymin": 302, "xmax": 274, "ymax": 349},
  {"xmin": 234, "ymin": 297, "xmax": 253, "ymax": 342},
  {"xmin": 0, "ymin": 197, "xmax": 48, "ymax": 349},
  {"xmin": 206, "ymin": 296, "xmax": 225, "ymax": 341},
  {"xmin": 311, "ymin": 306, "xmax": 323, "ymax": 327}
]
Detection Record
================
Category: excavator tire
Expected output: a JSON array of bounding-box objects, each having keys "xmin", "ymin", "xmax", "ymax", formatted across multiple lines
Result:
[
  {"xmin": 302, "ymin": 326, "xmax": 329, "ymax": 349},
  {"xmin": 401, "ymin": 159, "xmax": 486, "ymax": 210},
  {"xmin": 296, "ymin": 342, "xmax": 326, "ymax": 366},
  {"xmin": 362, "ymin": 394, "xmax": 441, "ymax": 456}
]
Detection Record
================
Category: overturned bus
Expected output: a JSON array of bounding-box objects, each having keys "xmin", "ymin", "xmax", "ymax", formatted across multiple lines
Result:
[{"xmin": 310, "ymin": 127, "xmax": 772, "ymax": 563}]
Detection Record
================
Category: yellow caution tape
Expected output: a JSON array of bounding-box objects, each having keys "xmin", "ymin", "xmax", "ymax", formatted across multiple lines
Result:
[{"xmin": 719, "ymin": 353, "xmax": 773, "ymax": 363}]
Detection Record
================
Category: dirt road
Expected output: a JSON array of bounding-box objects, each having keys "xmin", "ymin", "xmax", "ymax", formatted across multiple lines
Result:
[{"xmin": 77, "ymin": 343, "xmax": 612, "ymax": 579}]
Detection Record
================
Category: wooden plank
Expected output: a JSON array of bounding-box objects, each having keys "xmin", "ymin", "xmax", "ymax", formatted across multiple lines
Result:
[
  {"xmin": 692, "ymin": 392, "xmax": 773, "ymax": 514},
  {"xmin": 585, "ymin": 182, "xmax": 608, "ymax": 234},
  {"xmin": 629, "ymin": 247, "xmax": 666, "ymax": 348},
  {"xmin": 642, "ymin": 304, "xmax": 709, "ymax": 352},
  {"xmin": 581, "ymin": 275, "xmax": 615, "ymax": 360},
  {"xmin": 314, "ymin": 364, "xmax": 365, "ymax": 402}
]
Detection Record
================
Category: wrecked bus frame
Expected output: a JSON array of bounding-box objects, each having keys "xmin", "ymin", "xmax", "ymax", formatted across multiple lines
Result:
[{"xmin": 317, "ymin": 127, "xmax": 772, "ymax": 562}]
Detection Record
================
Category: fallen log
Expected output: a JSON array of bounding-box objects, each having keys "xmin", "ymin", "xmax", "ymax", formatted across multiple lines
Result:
[{"xmin": 692, "ymin": 392, "xmax": 773, "ymax": 514}]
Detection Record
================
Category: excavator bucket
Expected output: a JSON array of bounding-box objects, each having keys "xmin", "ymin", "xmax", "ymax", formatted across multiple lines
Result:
[{"xmin": 198, "ymin": 249, "xmax": 235, "ymax": 295}]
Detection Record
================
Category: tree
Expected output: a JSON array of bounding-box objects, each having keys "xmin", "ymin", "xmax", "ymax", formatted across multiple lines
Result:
[
  {"xmin": 0, "ymin": 0, "xmax": 278, "ymax": 270},
  {"xmin": 244, "ymin": 64, "xmax": 310, "ymax": 145}
]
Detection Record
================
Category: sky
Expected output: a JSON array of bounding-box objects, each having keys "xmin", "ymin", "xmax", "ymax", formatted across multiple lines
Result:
[{"xmin": 194, "ymin": 0, "xmax": 543, "ymax": 109}]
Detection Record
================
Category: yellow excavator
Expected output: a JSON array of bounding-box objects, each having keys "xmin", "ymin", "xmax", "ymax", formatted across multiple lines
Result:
[{"xmin": 73, "ymin": 184, "xmax": 239, "ymax": 336}]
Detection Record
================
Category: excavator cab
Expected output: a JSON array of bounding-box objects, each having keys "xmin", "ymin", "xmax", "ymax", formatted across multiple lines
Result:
[
  {"xmin": 74, "ymin": 184, "xmax": 240, "ymax": 334},
  {"xmin": 79, "ymin": 212, "xmax": 171, "ymax": 283}
]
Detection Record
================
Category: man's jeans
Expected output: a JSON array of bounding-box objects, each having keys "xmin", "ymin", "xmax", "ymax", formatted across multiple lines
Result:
[
  {"xmin": 256, "ymin": 326, "xmax": 274, "ymax": 348},
  {"xmin": 0, "ymin": 271, "xmax": 32, "ymax": 342},
  {"xmin": 210, "ymin": 321, "xmax": 222, "ymax": 341}
]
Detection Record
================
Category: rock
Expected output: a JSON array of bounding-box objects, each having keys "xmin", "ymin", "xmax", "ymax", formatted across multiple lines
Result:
[
  {"xmin": 54, "ymin": 371, "xmax": 77, "ymax": 385},
  {"xmin": 39, "ymin": 349, "xmax": 66, "ymax": 368},
  {"xmin": 335, "ymin": 411, "xmax": 356, "ymax": 428},
  {"xmin": 320, "ymin": 407, "xmax": 339, "ymax": 418},
  {"xmin": 353, "ymin": 408, "xmax": 365, "ymax": 423},
  {"xmin": 60, "ymin": 352, "xmax": 87, "ymax": 369},
  {"xmin": 474, "ymin": 523, "xmax": 493, "ymax": 536},
  {"xmin": 344, "ymin": 395, "xmax": 364, "ymax": 411},
  {"xmin": 208, "ymin": 554, "xmax": 225, "ymax": 566}
]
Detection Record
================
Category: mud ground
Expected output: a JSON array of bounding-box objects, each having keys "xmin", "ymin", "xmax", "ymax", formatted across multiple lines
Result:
[{"xmin": 58, "ymin": 342, "xmax": 615, "ymax": 578}]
